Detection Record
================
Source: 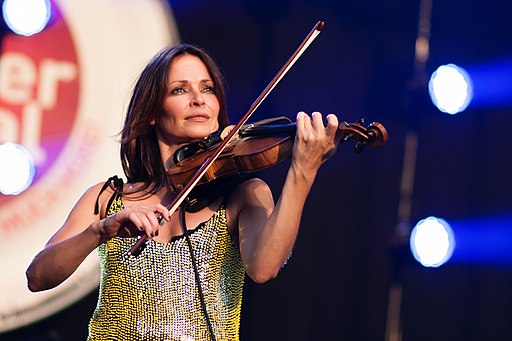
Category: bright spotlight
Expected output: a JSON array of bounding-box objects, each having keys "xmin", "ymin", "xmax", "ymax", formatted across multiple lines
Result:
[
  {"xmin": 0, "ymin": 142, "xmax": 36, "ymax": 195},
  {"xmin": 428, "ymin": 64, "xmax": 473, "ymax": 115},
  {"xmin": 410, "ymin": 216, "xmax": 456, "ymax": 268},
  {"xmin": 2, "ymin": 0, "xmax": 52, "ymax": 36}
]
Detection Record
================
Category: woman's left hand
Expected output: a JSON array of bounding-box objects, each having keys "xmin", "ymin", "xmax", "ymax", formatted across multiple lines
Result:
[{"xmin": 292, "ymin": 111, "xmax": 340, "ymax": 180}]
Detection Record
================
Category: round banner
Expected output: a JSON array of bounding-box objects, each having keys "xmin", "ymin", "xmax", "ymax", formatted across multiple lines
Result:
[{"xmin": 0, "ymin": 0, "xmax": 178, "ymax": 332}]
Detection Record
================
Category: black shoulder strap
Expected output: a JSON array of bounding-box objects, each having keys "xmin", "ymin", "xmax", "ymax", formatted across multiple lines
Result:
[{"xmin": 94, "ymin": 175, "xmax": 124, "ymax": 215}]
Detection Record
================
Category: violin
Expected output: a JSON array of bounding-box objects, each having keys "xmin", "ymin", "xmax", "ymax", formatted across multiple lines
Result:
[{"xmin": 167, "ymin": 117, "xmax": 388, "ymax": 192}]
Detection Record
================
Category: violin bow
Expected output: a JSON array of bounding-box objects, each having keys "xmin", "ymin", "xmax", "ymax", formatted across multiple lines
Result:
[{"xmin": 127, "ymin": 21, "xmax": 325, "ymax": 256}]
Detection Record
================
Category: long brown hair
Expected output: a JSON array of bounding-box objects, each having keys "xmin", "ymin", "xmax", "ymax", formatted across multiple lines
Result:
[{"xmin": 120, "ymin": 44, "xmax": 229, "ymax": 195}]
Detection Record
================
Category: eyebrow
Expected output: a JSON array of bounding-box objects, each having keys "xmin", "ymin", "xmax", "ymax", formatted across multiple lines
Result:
[{"xmin": 168, "ymin": 79, "xmax": 213, "ymax": 86}]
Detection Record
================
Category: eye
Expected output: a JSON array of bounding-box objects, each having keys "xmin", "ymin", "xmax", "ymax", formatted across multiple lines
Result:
[
  {"xmin": 202, "ymin": 85, "xmax": 216, "ymax": 94},
  {"xmin": 169, "ymin": 86, "xmax": 186, "ymax": 95}
]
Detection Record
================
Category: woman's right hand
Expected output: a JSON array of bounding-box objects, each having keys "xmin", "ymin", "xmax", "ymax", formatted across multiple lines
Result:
[{"xmin": 95, "ymin": 204, "xmax": 171, "ymax": 242}]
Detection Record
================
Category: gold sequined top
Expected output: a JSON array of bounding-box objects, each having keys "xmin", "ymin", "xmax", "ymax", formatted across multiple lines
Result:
[{"xmin": 88, "ymin": 195, "xmax": 245, "ymax": 341}]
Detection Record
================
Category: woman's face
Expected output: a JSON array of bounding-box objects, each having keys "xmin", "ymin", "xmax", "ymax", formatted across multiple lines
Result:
[{"xmin": 155, "ymin": 54, "xmax": 220, "ymax": 147}]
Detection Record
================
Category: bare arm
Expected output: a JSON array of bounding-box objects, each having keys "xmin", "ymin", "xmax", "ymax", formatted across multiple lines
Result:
[
  {"xmin": 26, "ymin": 183, "xmax": 106, "ymax": 291},
  {"xmin": 234, "ymin": 111, "xmax": 339, "ymax": 283},
  {"xmin": 26, "ymin": 183, "xmax": 170, "ymax": 292}
]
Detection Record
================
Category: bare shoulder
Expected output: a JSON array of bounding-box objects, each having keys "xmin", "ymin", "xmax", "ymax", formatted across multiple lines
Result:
[
  {"xmin": 73, "ymin": 181, "xmax": 110, "ymax": 212},
  {"xmin": 226, "ymin": 177, "xmax": 274, "ymax": 230},
  {"xmin": 45, "ymin": 181, "xmax": 112, "ymax": 246},
  {"xmin": 230, "ymin": 177, "xmax": 272, "ymax": 204}
]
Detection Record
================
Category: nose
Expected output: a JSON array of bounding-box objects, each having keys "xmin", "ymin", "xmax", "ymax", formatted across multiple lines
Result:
[{"xmin": 191, "ymin": 89, "xmax": 205, "ymax": 107}]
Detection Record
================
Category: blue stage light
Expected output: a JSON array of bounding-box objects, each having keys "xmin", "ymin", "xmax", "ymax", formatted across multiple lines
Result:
[
  {"xmin": 428, "ymin": 64, "xmax": 473, "ymax": 115},
  {"xmin": 410, "ymin": 216, "xmax": 456, "ymax": 267},
  {"xmin": 2, "ymin": 0, "xmax": 52, "ymax": 36},
  {"xmin": 448, "ymin": 214, "xmax": 512, "ymax": 265},
  {"xmin": 465, "ymin": 57, "xmax": 512, "ymax": 108}
]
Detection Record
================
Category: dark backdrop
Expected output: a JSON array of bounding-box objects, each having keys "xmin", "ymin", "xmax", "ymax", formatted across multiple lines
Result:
[{"xmin": 4, "ymin": 1, "xmax": 512, "ymax": 340}]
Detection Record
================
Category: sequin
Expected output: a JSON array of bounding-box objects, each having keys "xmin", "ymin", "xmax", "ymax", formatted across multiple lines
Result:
[{"xmin": 88, "ymin": 196, "xmax": 245, "ymax": 341}]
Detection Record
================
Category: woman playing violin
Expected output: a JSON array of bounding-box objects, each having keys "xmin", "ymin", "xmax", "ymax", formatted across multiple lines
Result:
[{"xmin": 26, "ymin": 43, "xmax": 340, "ymax": 340}]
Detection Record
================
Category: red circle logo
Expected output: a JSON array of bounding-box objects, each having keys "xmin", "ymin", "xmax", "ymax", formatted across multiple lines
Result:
[{"xmin": 0, "ymin": 3, "xmax": 79, "ymax": 203}]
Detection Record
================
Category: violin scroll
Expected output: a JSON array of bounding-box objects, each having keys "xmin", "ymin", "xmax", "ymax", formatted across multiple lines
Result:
[{"xmin": 338, "ymin": 119, "xmax": 388, "ymax": 153}]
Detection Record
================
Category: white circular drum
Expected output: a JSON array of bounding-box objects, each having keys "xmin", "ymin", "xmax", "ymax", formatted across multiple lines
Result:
[{"xmin": 0, "ymin": 0, "xmax": 178, "ymax": 332}]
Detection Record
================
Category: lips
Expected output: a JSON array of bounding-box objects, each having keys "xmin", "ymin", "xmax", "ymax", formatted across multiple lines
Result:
[{"xmin": 185, "ymin": 113, "xmax": 210, "ymax": 121}]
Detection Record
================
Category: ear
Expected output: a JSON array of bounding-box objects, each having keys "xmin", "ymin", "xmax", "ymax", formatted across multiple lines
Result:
[{"xmin": 149, "ymin": 118, "xmax": 156, "ymax": 125}]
